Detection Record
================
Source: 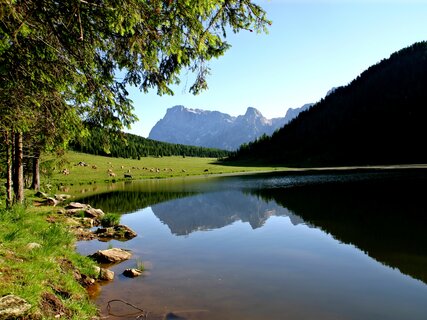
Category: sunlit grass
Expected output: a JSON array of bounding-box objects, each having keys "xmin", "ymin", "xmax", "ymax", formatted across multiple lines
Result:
[
  {"xmin": 100, "ymin": 213, "xmax": 120, "ymax": 227},
  {"xmin": 0, "ymin": 205, "xmax": 98, "ymax": 319},
  {"xmin": 40, "ymin": 151, "xmax": 288, "ymax": 187}
]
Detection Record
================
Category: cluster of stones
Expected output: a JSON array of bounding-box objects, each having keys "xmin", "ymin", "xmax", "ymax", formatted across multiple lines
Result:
[
  {"xmin": 0, "ymin": 196, "xmax": 145, "ymax": 319},
  {"xmin": 60, "ymin": 203, "xmax": 142, "ymax": 283},
  {"xmin": 35, "ymin": 191, "xmax": 72, "ymax": 207},
  {"xmin": 88, "ymin": 248, "xmax": 143, "ymax": 279},
  {"xmin": 58, "ymin": 202, "xmax": 138, "ymax": 243},
  {"xmin": 63, "ymin": 202, "xmax": 105, "ymax": 226}
]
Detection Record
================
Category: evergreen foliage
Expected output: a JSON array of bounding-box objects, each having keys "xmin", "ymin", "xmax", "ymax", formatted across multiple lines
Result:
[
  {"xmin": 0, "ymin": 0, "xmax": 269, "ymax": 203},
  {"xmin": 70, "ymin": 126, "xmax": 231, "ymax": 159},
  {"xmin": 231, "ymin": 42, "xmax": 427, "ymax": 166}
]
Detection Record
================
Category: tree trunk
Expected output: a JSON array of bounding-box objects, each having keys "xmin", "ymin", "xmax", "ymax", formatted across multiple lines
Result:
[
  {"xmin": 12, "ymin": 132, "xmax": 16, "ymax": 196},
  {"xmin": 5, "ymin": 131, "xmax": 13, "ymax": 208},
  {"xmin": 31, "ymin": 148, "xmax": 40, "ymax": 191},
  {"xmin": 14, "ymin": 132, "xmax": 24, "ymax": 204}
]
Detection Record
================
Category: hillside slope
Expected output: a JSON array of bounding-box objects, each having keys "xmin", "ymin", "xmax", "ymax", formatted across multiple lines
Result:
[{"xmin": 231, "ymin": 42, "xmax": 427, "ymax": 166}]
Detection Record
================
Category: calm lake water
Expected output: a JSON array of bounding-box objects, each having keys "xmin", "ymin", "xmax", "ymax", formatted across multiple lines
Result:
[{"xmin": 76, "ymin": 170, "xmax": 427, "ymax": 320}]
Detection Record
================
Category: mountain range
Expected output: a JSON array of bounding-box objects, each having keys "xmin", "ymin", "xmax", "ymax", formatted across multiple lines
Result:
[{"xmin": 148, "ymin": 104, "xmax": 312, "ymax": 150}]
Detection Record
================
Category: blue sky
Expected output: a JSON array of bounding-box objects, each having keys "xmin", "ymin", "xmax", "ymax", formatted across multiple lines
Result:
[{"xmin": 126, "ymin": 0, "xmax": 427, "ymax": 137}]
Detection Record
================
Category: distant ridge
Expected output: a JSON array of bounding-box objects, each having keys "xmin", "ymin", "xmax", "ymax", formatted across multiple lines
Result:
[
  {"xmin": 230, "ymin": 42, "xmax": 427, "ymax": 166},
  {"xmin": 148, "ymin": 104, "xmax": 312, "ymax": 150}
]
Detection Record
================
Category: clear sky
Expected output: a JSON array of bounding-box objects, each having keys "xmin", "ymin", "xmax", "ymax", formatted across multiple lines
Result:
[{"xmin": 126, "ymin": 0, "xmax": 427, "ymax": 137}]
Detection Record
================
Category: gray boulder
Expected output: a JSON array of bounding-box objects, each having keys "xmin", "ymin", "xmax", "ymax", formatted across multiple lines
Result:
[
  {"xmin": 0, "ymin": 295, "xmax": 31, "ymax": 319},
  {"xmin": 99, "ymin": 268, "xmax": 115, "ymax": 281},
  {"xmin": 89, "ymin": 248, "xmax": 132, "ymax": 264},
  {"xmin": 84, "ymin": 208, "xmax": 105, "ymax": 219},
  {"xmin": 65, "ymin": 202, "xmax": 89, "ymax": 210}
]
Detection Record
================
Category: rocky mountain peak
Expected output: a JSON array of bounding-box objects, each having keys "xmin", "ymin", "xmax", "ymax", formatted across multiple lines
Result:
[
  {"xmin": 244, "ymin": 107, "xmax": 263, "ymax": 118},
  {"xmin": 148, "ymin": 103, "xmax": 311, "ymax": 151}
]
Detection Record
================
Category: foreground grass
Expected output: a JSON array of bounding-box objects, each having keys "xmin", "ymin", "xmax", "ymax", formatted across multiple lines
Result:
[
  {"xmin": 0, "ymin": 205, "xmax": 98, "ymax": 319},
  {"xmin": 41, "ymin": 151, "xmax": 287, "ymax": 187}
]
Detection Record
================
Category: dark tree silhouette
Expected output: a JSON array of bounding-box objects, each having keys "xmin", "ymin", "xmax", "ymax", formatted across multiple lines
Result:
[{"xmin": 230, "ymin": 42, "xmax": 427, "ymax": 167}]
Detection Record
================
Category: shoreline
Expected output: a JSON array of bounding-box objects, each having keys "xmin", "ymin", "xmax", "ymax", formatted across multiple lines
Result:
[{"xmin": 2, "ymin": 163, "xmax": 427, "ymax": 318}]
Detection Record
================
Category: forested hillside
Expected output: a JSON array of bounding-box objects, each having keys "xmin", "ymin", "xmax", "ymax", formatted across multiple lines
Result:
[
  {"xmin": 230, "ymin": 42, "xmax": 427, "ymax": 166},
  {"xmin": 70, "ymin": 126, "xmax": 230, "ymax": 159}
]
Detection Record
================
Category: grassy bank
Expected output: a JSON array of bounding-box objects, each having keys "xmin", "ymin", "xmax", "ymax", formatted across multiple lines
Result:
[
  {"xmin": 41, "ymin": 151, "xmax": 287, "ymax": 187},
  {"xmin": 0, "ymin": 204, "xmax": 98, "ymax": 319}
]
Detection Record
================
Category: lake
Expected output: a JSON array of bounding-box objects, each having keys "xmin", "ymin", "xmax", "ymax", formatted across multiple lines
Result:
[{"xmin": 76, "ymin": 169, "xmax": 427, "ymax": 320}]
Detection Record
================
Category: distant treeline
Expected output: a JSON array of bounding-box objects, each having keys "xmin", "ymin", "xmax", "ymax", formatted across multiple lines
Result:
[
  {"xmin": 75, "ymin": 191, "xmax": 196, "ymax": 214},
  {"xmin": 230, "ymin": 41, "xmax": 427, "ymax": 166},
  {"xmin": 70, "ymin": 126, "xmax": 231, "ymax": 159}
]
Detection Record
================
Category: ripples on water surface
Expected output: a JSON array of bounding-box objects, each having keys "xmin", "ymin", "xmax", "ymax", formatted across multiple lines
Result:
[{"xmin": 76, "ymin": 170, "xmax": 427, "ymax": 320}]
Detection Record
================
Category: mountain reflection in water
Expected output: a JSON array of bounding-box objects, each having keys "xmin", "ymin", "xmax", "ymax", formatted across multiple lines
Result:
[
  {"xmin": 76, "ymin": 170, "xmax": 427, "ymax": 319},
  {"xmin": 151, "ymin": 190, "xmax": 307, "ymax": 236}
]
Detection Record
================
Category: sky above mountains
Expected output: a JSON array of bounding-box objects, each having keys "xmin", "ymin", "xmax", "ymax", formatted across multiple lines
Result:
[{"xmin": 126, "ymin": 0, "xmax": 427, "ymax": 137}]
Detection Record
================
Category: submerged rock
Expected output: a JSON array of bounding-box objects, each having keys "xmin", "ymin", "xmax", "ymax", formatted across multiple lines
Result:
[
  {"xmin": 89, "ymin": 248, "xmax": 132, "ymax": 264},
  {"xmin": 164, "ymin": 312, "xmax": 186, "ymax": 320},
  {"xmin": 0, "ymin": 295, "xmax": 31, "ymax": 319},
  {"xmin": 123, "ymin": 268, "xmax": 143, "ymax": 278},
  {"xmin": 95, "ymin": 225, "xmax": 137, "ymax": 240}
]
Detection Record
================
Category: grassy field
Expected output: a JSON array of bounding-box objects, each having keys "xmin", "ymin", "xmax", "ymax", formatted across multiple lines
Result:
[
  {"xmin": 0, "ymin": 205, "xmax": 98, "ymax": 319},
  {"xmin": 41, "ymin": 151, "xmax": 288, "ymax": 187}
]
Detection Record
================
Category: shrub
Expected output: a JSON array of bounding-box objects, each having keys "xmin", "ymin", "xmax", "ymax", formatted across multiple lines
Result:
[{"xmin": 100, "ymin": 213, "xmax": 120, "ymax": 227}]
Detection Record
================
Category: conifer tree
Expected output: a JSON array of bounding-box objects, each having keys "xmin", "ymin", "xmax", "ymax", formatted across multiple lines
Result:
[{"xmin": 0, "ymin": 0, "xmax": 270, "ymax": 203}]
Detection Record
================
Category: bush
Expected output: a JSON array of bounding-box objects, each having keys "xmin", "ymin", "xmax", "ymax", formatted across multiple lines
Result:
[{"xmin": 101, "ymin": 213, "xmax": 120, "ymax": 227}]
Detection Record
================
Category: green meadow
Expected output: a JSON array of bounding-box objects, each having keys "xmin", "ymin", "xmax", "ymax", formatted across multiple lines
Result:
[
  {"xmin": 41, "ymin": 151, "xmax": 288, "ymax": 187},
  {"xmin": 0, "ymin": 205, "xmax": 98, "ymax": 319}
]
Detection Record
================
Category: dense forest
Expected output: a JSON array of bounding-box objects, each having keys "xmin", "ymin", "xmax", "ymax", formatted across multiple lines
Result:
[
  {"xmin": 70, "ymin": 126, "xmax": 231, "ymax": 159},
  {"xmin": 230, "ymin": 42, "xmax": 427, "ymax": 166}
]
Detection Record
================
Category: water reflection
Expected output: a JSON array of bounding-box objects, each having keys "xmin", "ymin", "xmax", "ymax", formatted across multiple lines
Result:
[
  {"xmin": 151, "ymin": 191, "xmax": 307, "ymax": 236},
  {"xmin": 75, "ymin": 170, "xmax": 427, "ymax": 319},
  {"xmin": 76, "ymin": 171, "xmax": 427, "ymax": 285},
  {"xmin": 253, "ymin": 178, "xmax": 427, "ymax": 285},
  {"xmin": 75, "ymin": 190, "xmax": 196, "ymax": 214}
]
